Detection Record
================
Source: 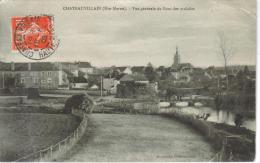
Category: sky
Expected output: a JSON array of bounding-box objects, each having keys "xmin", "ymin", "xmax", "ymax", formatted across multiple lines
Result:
[{"xmin": 0, "ymin": 0, "xmax": 256, "ymax": 67}]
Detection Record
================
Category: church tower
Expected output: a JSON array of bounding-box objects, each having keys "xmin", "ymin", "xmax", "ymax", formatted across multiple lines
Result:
[{"xmin": 173, "ymin": 46, "xmax": 180, "ymax": 67}]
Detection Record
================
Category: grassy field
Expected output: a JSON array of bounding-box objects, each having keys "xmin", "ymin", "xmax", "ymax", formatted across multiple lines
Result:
[
  {"xmin": 0, "ymin": 96, "xmax": 68, "ymax": 113},
  {"xmin": 59, "ymin": 114, "xmax": 215, "ymax": 162},
  {"xmin": 0, "ymin": 113, "xmax": 80, "ymax": 161}
]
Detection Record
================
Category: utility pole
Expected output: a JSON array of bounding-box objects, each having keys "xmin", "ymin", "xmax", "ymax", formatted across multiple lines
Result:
[
  {"xmin": 217, "ymin": 77, "xmax": 220, "ymax": 96},
  {"xmin": 217, "ymin": 77, "xmax": 220, "ymax": 89},
  {"xmin": 100, "ymin": 75, "xmax": 103, "ymax": 97},
  {"xmin": 2, "ymin": 72, "xmax": 4, "ymax": 89}
]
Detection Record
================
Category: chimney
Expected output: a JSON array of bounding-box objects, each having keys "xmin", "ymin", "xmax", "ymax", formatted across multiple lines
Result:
[
  {"xmin": 28, "ymin": 63, "xmax": 31, "ymax": 71},
  {"xmin": 11, "ymin": 62, "xmax": 15, "ymax": 71}
]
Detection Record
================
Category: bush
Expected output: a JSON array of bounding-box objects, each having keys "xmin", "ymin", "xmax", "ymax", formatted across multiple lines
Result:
[
  {"xmin": 64, "ymin": 94, "xmax": 86, "ymax": 113},
  {"xmin": 64, "ymin": 93, "xmax": 93, "ymax": 114}
]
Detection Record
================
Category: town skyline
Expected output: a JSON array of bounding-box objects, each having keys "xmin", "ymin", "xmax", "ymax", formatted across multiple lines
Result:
[{"xmin": 0, "ymin": 58, "xmax": 256, "ymax": 69}]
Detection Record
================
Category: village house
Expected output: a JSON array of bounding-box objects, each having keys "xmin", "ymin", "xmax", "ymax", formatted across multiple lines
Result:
[
  {"xmin": 119, "ymin": 74, "xmax": 149, "ymax": 84},
  {"xmin": 89, "ymin": 84, "xmax": 99, "ymax": 90},
  {"xmin": 0, "ymin": 62, "xmax": 70, "ymax": 89},
  {"xmin": 116, "ymin": 74, "xmax": 148, "ymax": 98},
  {"xmin": 115, "ymin": 66, "xmax": 132, "ymax": 74},
  {"xmin": 69, "ymin": 76, "xmax": 89, "ymax": 89},
  {"xmin": 77, "ymin": 62, "xmax": 94, "ymax": 75},
  {"xmin": 58, "ymin": 62, "xmax": 79, "ymax": 77},
  {"xmin": 131, "ymin": 66, "xmax": 146, "ymax": 75},
  {"xmin": 205, "ymin": 65, "xmax": 256, "ymax": 80},
  {"xmin": 102, "ymin": 78, "xmax": 120, "ymax": 94}
]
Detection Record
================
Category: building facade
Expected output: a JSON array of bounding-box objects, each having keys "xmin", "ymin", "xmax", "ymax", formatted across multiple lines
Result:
[{"xmin": 0, "ymin": 62, "xmax": 69, "ymax": 89}]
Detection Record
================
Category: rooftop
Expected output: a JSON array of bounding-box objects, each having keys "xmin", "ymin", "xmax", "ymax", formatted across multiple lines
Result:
[
  {"xmin": 0, "ymin": 62, "xmax": 59, "ymax": 71},
  {"xmin": 78, "ymin": 62, "xmax": 92, "ymax": 68},
  {"xmin": 120, "ymin": 74, "xmax": 148, "ymax": 82}
]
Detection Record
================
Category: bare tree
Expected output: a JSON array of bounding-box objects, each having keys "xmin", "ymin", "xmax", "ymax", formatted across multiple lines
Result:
[{"xmin": 217, "ymin": 32, "xmax": 234, "ymax": 90}]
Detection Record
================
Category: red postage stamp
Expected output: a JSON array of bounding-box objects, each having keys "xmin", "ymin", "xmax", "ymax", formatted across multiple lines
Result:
[{"xmin": 11, "ymin": 15, "xmax": 59, "ymax": 60}]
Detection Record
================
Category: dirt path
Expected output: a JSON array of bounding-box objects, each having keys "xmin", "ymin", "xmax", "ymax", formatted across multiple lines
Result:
[{"xmin": 58, "ymin": 114, "xmax": 215, "ymax": 162}]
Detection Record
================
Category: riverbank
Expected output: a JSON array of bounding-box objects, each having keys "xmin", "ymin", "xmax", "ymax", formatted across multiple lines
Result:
[
  {"xmin": 161, "ymin": 111, "xmax": 255, "ymax": 161},
  {"xmin": 163, "ymin": 106, "xmax": 256, "ymax": 131},
  {"xmin": 215, "ymin": 94, "xmax": 255, "ymax": 118}
]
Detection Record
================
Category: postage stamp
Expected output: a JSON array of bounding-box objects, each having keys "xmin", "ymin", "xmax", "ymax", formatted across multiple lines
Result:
[{"xmin": 11, "ymin": 15, "xmax": 60, "ymax": 60}]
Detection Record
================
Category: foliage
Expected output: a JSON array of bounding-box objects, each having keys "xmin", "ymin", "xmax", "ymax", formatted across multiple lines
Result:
[
  {"xmin": 158, "ymin": 76, "xmax": 176, "ymax": 90},
  {"xmin": 234, "ymin": 114, "xmax": 244, "ymax": 127},
  {"xmin": 116, "ymin": 82, "xmax": 157, "ymax": 99},
  {"xmin": 64, "ymin": 94, "xmax": 86, "ymax": 113},
  {"xmin": 116, "ymin": 82, "xmax": 135, "ymax": 98},
  {"xmin": 78, "ymin": 70, "xmax": 86, "ymax": 78},
  {"xmin": 216, "ymin": 32, "xmax": 234, "ymax": 90},
  {"xmin": 144, "ymin": 63, "xmax": 158, "ymax": 82},
  {"xmin": 158, "ymin": 67, "xmax": 172, "ymax": 80}
]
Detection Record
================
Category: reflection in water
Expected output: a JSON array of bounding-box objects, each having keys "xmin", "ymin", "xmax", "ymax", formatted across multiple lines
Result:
[{"xmin": 161, "ymin": 106, "xmax": 255, "ymax": 131}]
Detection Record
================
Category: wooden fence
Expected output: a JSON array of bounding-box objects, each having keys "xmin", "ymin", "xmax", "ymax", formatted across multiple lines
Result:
[{"xmin": 14, "ymin": 113, "xmax": 88, "ymax": 162}]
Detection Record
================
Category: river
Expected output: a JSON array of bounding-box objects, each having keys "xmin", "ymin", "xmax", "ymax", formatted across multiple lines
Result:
[{"xmin": 161, "ymin": 106, "xmax": 256, "ymax": 131}]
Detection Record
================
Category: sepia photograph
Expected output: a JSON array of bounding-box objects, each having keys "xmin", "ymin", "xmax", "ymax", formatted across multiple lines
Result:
[{"xmin": 0, "ymin": 0, "xmax": 257, "ymax": 162}]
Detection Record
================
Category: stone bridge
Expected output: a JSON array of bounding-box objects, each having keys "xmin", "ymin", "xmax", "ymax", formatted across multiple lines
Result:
[
  {"xmin": 166, "ymin": 87, "xmax": 205, "ymax": 100},
  {"xmin": 165, "ymin": 87, "xmax": 215, "ymax": 104}
]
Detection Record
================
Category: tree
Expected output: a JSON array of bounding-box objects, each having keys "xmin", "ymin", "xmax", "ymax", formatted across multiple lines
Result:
[
  {"xmin": 234, "ymin": 113, "xmax": 244, "ymax": 127},
  {"xmin": 158, "ymin": 75, "xmax": 176, "ymax": 90},
  {"xmin": 78, "ymin": 70, "xmax": 86, "ymax": 78},
  {"xmin": 158, "ymin": 66, "xmax": 165, "ymax": 72},
  {"xmin": 162, "ymin": 68, "xmax": 172, "ymax": 79},
  {"xmin": 217, "ymin": 32, "xmax": 234, "ymax": 90},
  {"xmin": 236, "ymin": 70, "xmax": 245, "ymax": 91},
  {"xmin": 243, "ymin": 66, "xmax": 250, "ymax": 76},
  {"xmin": 144, "ymin": 63, "xmax": 158, "ymax": 82},
  {"xmin": 236, "ymin": 66, "xmax": 252, "ymax": 92},
  {"xmin": 147, "ymin": 62, "xmax": 153, "ymax": 67}
]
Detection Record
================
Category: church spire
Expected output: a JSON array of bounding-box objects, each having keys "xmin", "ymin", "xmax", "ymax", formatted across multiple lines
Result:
[{"xmin": 173, "ymin": 46, "xmax": 180, "ymax": 67}]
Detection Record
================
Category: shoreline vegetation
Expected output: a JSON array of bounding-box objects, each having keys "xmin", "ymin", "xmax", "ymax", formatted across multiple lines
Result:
[{"xmin": 215, "ymin": 94, "xmax": 255, "ymax": 118}]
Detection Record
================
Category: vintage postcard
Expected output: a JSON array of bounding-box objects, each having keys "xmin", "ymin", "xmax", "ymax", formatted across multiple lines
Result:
[{"xmin": 0, "ymin": 0, "xmax": 256, "ymax": 162}]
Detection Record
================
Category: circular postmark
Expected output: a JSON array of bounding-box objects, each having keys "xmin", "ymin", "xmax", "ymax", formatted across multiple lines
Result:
[{"xmin": 13, "ymin": 15, "xmax": 60, "ymax": 60}]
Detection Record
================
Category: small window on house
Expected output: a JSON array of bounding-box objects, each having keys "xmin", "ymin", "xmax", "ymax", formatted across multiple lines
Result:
[
  {"xmin": 47, "ymin": 72, "xmax": 51, "ymax": 77},
  {"xmin": 41, "ymin": 72, "xmax": 45, "ymax": 76}
]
